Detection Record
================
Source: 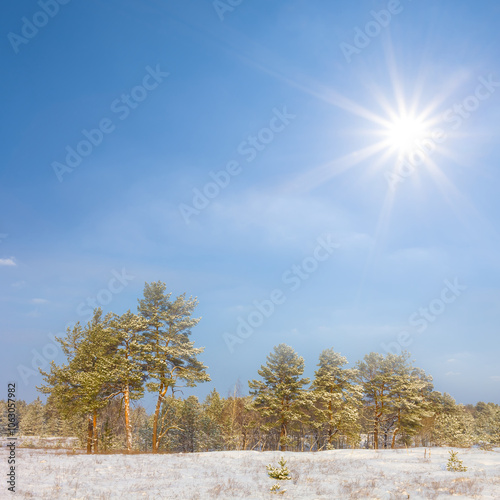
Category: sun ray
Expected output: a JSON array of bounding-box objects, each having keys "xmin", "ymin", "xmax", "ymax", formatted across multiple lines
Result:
[
  {"xmin": 282, "ymin": 142, "xmax": 387, "ymax": 195},
  {"xmin": 423, "ymin": 162, "xmax": 500, "ymax": 242},
  {"xmin": 354, "ymin": 186, "xmax": 397, "ymax": 305}
]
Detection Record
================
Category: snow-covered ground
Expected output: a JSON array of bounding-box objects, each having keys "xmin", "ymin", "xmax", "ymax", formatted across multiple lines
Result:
[{"xmin": 3, "ymin": 447, "xmax": 499, "ymax": 499}]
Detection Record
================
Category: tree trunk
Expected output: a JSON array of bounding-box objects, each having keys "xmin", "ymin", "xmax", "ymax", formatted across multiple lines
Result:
[
  {"xmin": 373, "ymin": 418, "xmax": 379, "ymax": 450},
  {"xmin": 279, "ymin": 421, "xmax": 287, "ymax": 451},
  {"xmin": 152, "ymin": 383, "xmax": 167, "ymax": 453},
  {"xmin": 242, "ymin": 430, "xmax": 247, "ymax": 451},
  {"xmin": 87, "ymin": 416, "xmax": 93, "ymax": 454},
  {"xmin": 93, "ymin": 410, "xmax": 98, "ymax": 453},
  {"xmin": 124, "ymin": 384, "xmax": 132, "ymax": 452},
  {"xmin": 391, "ymin": 426, "xmax": 399, "ymax": 449}
]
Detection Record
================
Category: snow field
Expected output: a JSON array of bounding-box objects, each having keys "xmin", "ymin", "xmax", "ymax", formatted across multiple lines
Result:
[{"xmin": 2, "ymin": 447, "xmax": 499, "ymax": 499}]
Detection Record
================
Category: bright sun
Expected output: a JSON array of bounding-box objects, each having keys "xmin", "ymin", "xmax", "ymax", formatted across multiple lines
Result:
[{"xmin": 385, "ymin": 115, "xmax": 428, "ymax": 156}]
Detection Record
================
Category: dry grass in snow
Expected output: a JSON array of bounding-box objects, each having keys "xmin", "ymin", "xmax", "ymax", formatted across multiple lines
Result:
[{"xmin": 2, "ymin": 446, "xmax": 499, "ymax": 499}]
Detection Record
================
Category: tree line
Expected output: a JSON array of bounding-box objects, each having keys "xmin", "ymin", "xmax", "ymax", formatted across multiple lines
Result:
[{"xmin": 5, "ymin": 281, "xmax": 498, "ymax": 453}]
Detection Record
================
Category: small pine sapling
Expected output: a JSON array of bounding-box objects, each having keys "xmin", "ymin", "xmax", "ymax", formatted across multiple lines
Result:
[
  {"xmin": 446, "ymin": 450, "xmax": 467, "ymax": 472},
  {"xmin": 266, "ymin": 456, "xmax": 292, "ymax": 495}
]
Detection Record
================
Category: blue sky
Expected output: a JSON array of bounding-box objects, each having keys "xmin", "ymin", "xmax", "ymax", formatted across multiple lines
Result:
[{"xmin": 1, "ymin": 0, "xmax": 500, "ymax": 410}]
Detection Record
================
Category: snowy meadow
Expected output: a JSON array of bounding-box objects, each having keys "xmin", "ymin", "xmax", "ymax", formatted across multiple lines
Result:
[{"xmin": 4, "ymin": 447, "xmax": 500, "ymax": 499}]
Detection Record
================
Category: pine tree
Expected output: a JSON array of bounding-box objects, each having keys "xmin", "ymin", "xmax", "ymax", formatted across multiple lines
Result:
[
  {"xmin": 134, "ymin": 407, "xmax": 154, "ymax": 452},
  {"xmin": 154, "ymin": 395, "xmax": 184, "ymax": 451},
  {"xmin": 19, "ymin": 397, "xmax": 45, "ymax": 436},
  {"xmin": 200, "ymin": 389, "xmax": 225, "ymax": 451},
  {"xmin": 311, "ymin": 348, "xmax": 362, "ymax": 449},
  {"xmin": 433, "ymin": 404, "xmax": 474, "ymax": 447},
  {"xmin": 386, "ymin": 359, "xmax": 434, "ymax": 448},
  {"xmin": 474, "ymin": 402, "xmax": 500, "ymax": 446},
  {"xmin": 181, "ymin": 395, "xmax": 204, "ymax": 452},
  {"xmin": 356, "ymin": 352, "xmax": 393, "ymax": 449},
  {"xmin": 266, "ymin": 456, "xmax": 292, "ymax": 494},
  {"xmin": 137, "ymin": 281, "xmax": 210, "ymax": 453},
  {"xmin": 249, "ymin": 344, "xmax": 310, "ymax": 451},
  {"xmin": 223, "ymin": 388, "xmax": 255, "ymax": 450},
  {"xmin": 107, "ymin": 310, "xmax": 148, "ymax": 452},
  {"xmin": 38, "ymin": 309, "xmax": 121, "ymax": 453},
  {"xmin": 357, "ymin": 352, "xmax": 433, "ymax": 449},
  {"xmin": 44, "ymin": 395, "xmax": 65, "ymax": 436},
  {"xmin": 447, "ymin": 450, "xmax": 467, "ymax": 472}
]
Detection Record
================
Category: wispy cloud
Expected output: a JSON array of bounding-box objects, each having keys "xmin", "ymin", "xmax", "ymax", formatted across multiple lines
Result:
[
  {"xmin": 445, "ymin": 371, "xmax": 461, "ymax": 377},
  {"xmin": 31, "ymin": 298, "xmax": 49, "ymax": 305},
  {"xmin": 388, "ymin": 247, "xmax": 446, "ymax": 264},
  {"xmin": 0, "ymin": 257, "xmax": 16, "ymax": 266}
]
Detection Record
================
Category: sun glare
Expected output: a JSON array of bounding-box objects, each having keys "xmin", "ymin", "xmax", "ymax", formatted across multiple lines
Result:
[{"xmin": 385, "ymin": 115, "xmax": 428, "ymax": 156}]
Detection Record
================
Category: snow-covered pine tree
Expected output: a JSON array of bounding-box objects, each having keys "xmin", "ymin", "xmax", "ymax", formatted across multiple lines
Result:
[
  {"xmin": 44, "ymin": 395, "xmax": 65, "ymax": 436},
  {"xmin": 249, "ymin": 344, "xmax": 310, "ymax": 451},
  {"xmin": 132, "ymin": 405, "xmax": 153, "ymax": 452},
  {"xmin": 357, "ymin": 351, "xmax": 434, "ymax": 449},
  {"xmin": 266, "ymin": 456, "xmax": 292, "ymax": 494},
  {"xmin": 178, "ymin": 395, "xmax": 203, "ymax": 452},
  {"xmin": 38, "ymin": 309, "xmax": 121, "ymax": 453},
  {"xmin": 224, "ymin": 389, "xmax": 256, "ymax": 450},
  {"xmin": 107, "ymin": 310, "xmax": 148, "ymax": 452},
  {"xmin": 137, "ymin": 282, "xmax": 210, "ymax": 453},
  {"xmin": 19, "ymin": 397, "xmax": 45, "ymax": 436},
  {"xmin": 357, "ymin": 352, "xmax": 394, "ymax": 449},
  {"xmin": 200, "ymin": 389, "xmax": 225, "ymax": 451},
  {"xmin": 311, "ymin": 348, "xmax": 362, "ymax": 449},
  {"xmin": 473, "ymin": 402, "xmax": 500, "ymax": 447},
  {"xmin": 385, "ymin": 357, "xmax": 434, "ymax": 448},
  {"xmin": 447, "ymin": 450, "xmax": 467, "ymax": 472},
  {"xmin": 433, "ymin": 403, "xmax": 475, "ymax": 448}
]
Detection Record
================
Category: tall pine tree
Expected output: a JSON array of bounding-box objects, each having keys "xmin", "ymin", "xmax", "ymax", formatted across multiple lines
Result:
[
  {"xmin": 357, "ymin": 352, "xmax": 434, "ymax": 449},
  {"xmin": 38, "ymin": 309, "xmax": 121, "ymax": 453},
  {"xmin": 137, "ymin": 281, "xmax": 210, "ymax": 453},
  {"xmin": 311, "ymin": 348, "xmax": 362, "ymax": 449},
  {"xmin": 107, "ymin": 310, "xmax": 148, "ymax": 452},
  {"xmin": 249, "ymin": 344, "xmax": 310, "ymax": 451}
]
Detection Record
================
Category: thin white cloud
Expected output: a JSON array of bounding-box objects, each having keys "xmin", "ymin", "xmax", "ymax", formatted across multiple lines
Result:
[
  {"xmin": 490, "ymin": 376, "xmax": 500, "ymax": 382},
  {"xmin": 388, "ymin": 247, "xmax": 445, "ymax": 264},
  {"xmin": 0, "ymin": 257, "xmax": 16, "ymax": 266},
  {"xmin": 446, "ymin": 352, "xmax": 472, "ymax": 361},
  {"xmin": 31, "ymin": 298, "xmax": 48, "ymax": 305},
  {"xmin": 445, "ymin": 371, "xmax": 460, "ymax": 377}
]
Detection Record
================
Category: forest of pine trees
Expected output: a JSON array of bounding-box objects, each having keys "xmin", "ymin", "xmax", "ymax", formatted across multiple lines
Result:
[{"xmin": 3, "ymin": 282, "xmax": 499, "ymax": 453}]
